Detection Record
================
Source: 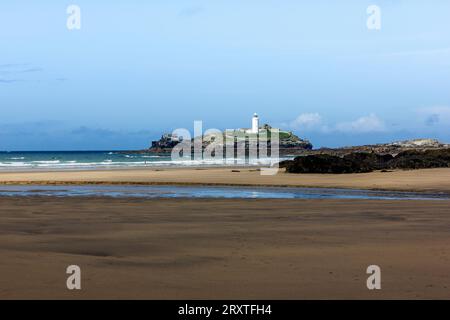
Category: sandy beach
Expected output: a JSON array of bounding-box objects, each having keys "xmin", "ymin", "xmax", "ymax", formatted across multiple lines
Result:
[
  {"xmin": 1, "ymin": 167, "xmax": 450, "ymax": 193},
  {"xmin": 1, "ymin": 197, "xmax": 450, "ymax": 299},
  {"xmin": 1, "ymin": 167, "xmax": 450, "ymax": 299}
]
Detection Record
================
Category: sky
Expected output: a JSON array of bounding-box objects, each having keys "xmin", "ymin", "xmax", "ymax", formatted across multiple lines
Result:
[{"xmin": 1, "ymin": 0, "xmax": 449, "ymax": 150}]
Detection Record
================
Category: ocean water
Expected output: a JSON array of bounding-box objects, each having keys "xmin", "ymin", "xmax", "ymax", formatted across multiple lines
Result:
[
  {"xmin": 0, "ymin": 151, "xmax": 283, "ymax": 170},
  {"xmin": 0, "ymin": 185, "xmax": 448, "ymax": 200}
]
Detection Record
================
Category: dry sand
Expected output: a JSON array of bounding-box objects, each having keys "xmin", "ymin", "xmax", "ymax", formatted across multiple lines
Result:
[
  {"xmin": 1, "ymin": 197, "xmax": 450, "ymax": 299},
  {"xmin": 1, "ymin": 167, "xmax": 450, "ymax": 193}
]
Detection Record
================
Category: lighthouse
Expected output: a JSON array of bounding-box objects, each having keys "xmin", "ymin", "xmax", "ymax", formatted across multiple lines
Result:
[{"xmin": 251, "ymin": 113, "xmax": 259, "ymax": 133}]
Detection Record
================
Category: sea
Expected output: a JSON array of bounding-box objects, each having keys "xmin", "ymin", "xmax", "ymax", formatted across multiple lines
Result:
[{"xmin": 0, "ymin": 151, "xmax": 286, "ymax": 170}]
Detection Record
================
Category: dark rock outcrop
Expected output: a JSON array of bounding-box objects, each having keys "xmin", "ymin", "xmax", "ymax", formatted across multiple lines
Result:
[
  {"xmin": 387, "ymin": 149, "xmax": 450, "ymax": 170},
  {"xmin": 283, "ymin": 149, "xmax": 450, "ymax": 174},
  {"xmin": 283, "ymin": 153, "xmax": 388, "ymax": 174}
]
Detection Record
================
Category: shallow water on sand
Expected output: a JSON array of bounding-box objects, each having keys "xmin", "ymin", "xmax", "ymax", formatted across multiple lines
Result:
[{"xmin": 0, "ymin": 185, "xmax": 448, "ymax": 200}]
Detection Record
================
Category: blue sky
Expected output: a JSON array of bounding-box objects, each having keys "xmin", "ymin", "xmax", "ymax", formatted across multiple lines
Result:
[{"xmin": 1, "ymin": 0, "xmax": 449, "ymax": 150}]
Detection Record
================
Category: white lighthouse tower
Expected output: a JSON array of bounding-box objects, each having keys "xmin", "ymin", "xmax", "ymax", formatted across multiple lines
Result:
[{"xmin": 251, "ymin": 113, "xmax": 259, "ymax": 133}]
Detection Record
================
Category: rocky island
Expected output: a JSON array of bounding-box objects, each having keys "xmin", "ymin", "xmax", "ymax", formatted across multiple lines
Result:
[{"xmin": 148, "ymin": 125, "xmax": 313, "ymax": 155}]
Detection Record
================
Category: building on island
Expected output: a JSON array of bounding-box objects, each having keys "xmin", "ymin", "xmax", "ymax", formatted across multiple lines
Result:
[
  {"xmin": 239, "ymin": 113, "xmax": 259, "ymax": 134},
  {"xmin": 251, "ymin": 113, "xmax": 259, "ymax": 133}
]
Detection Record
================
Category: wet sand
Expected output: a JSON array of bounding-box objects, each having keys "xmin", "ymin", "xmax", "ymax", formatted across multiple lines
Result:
[
  {"xmin": 1, "ymin": 197, "xmax": 450, "ymax": 299},
  {"xmin": 1, "ymin": 167, "xmax": 450, "ymax": 193}
]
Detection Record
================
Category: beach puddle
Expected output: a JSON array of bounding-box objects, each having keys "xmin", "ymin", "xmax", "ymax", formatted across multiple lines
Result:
[{"xmin": 0, "ymin": 185, "xmax": 448, "ymax": 200}]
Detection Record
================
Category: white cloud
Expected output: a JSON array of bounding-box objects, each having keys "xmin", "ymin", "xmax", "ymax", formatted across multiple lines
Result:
[
  {"xmin": 335, "ymin": 114, "xmax": 386, "ymax": 133},
  {"xmin": 289, "ymin": 113, "xmax": 322, "ymax": 130},
  {"xmin": 285, "ymin": 113, "xmax": 387, "ymax": 134}
]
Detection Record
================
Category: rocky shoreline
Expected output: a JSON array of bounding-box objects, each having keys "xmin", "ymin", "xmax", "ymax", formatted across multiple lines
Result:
[
  {"xmin": 123, "ymin": 135, "xmax": 450, "ymax": 174},
  {"xmin": 280, "ymin": 139, "xmax": 450, "ymax": 174}
]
